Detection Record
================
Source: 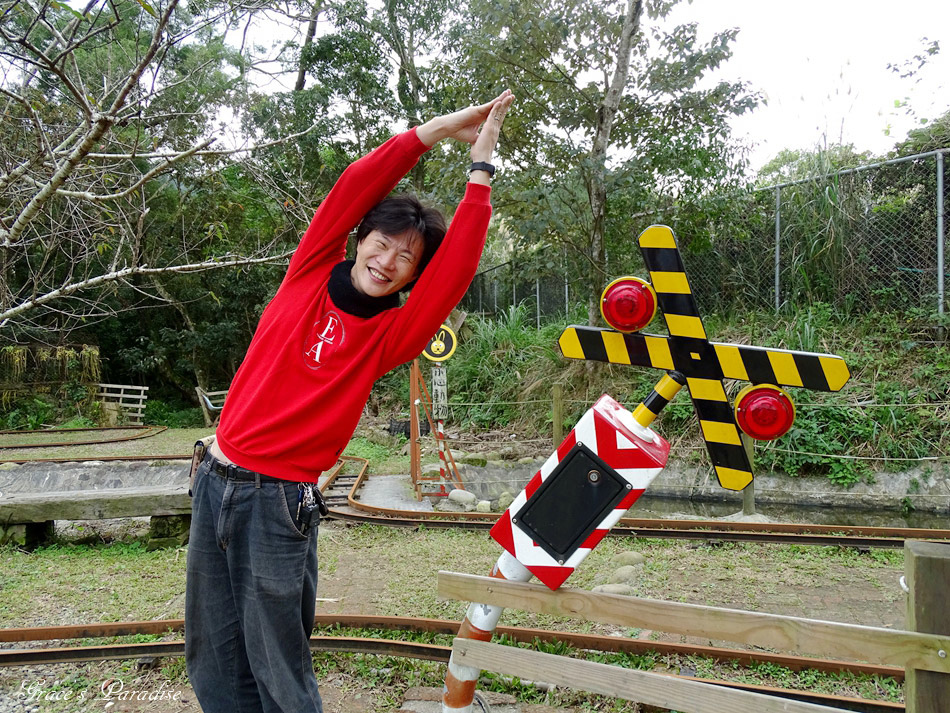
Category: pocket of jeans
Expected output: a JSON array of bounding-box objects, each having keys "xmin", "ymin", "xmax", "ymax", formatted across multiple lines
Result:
[{"xmin": 277, "ymin": 482, "xmax": 310, "ymax": 540}]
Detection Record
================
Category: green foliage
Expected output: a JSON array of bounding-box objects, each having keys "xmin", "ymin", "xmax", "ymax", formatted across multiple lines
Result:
[
  {"xmin": 2, "ymin": 395, "xmax": 55, "ymax": 430},
  {"xmin": 373, "ymin": 302, "xmax": 948, "ymax": 490},
  {"xmin": 143, "ymin": 400, "xmax": 204, "ymax": 428},
  {"xmin": 447, "ymin": 0, "xmax": 759, "ymax": 316},
  {"xmin": 0, "ymin": 381, "xmax": 101, "ymax": 430}
]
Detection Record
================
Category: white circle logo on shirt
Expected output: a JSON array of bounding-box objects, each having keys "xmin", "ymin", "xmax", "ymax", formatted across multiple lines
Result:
[{"xmin": 304, "ymin": 311, "xmax": 345, "ymax": 370}]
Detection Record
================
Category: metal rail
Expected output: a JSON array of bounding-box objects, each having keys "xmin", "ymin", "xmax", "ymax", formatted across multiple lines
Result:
[
  {"xmin": 0, "ymin": 426, "xmax": 167, "ymax": 450},
  {"xmin": 0, "ymin": 614, "xmax": 903, "ymax": 680},
  {"xmin": 322, "ymin": 465, "xmax": 950, "ymax": 548},
  {"xmin": 0, "ymin": 616, "xmax": 904, "ymax": 713}
]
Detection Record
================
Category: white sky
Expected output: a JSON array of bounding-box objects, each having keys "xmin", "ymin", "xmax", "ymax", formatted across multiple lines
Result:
[
  {"xmin": 205, "ymin": 0, "xmax": 950, "ymax": 172},
  {"xmin": 671, "ymin": 0, "xmax": 950, "ymax": 170}
]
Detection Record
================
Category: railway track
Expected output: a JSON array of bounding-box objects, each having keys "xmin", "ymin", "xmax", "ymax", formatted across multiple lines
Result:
[
  {"xmin": 4, "ymin": 436, "xmax": 947, "ymax": 548},
  {"xmin": 0, "ymin": 615, "xmax": 904, "ymax": 713},
  {"xmin": 0, "ymin": 452, "xmax": 926, "ymax": 711},
  {"xmin": 321, "ymin": 459, "xmax": 950, "ymax": 549}
]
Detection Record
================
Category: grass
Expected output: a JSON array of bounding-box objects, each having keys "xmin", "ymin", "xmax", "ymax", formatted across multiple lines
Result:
[
  {"xmin": 371, "ymin": 303, "xmax": 950, "ymax": 489},
  {"xmin": 343, "ymin": 435, "xmax": 411, "ymax": 474},
  {"xmin": 0, "ymin": 541, "xmax": 187, "ymax": 624},
  {"xmin": 0, "ymin": 427, "xmax": 208, "ymax": 461},
  {"xmin": 0, "ymin": 523, "xmax": 907, "ymax": 710}
]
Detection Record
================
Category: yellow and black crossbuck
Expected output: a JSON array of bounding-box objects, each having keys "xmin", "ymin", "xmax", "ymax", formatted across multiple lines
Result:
[{"xmin": 558, "ymin": 225, "xmax": 851, "ymax": 491}]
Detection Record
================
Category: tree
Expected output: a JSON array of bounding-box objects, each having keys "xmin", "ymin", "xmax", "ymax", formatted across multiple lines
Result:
[
  {"xmin": 451, "ymin": 0, "xmax": 759, "ymax": 321},
  {"xmin": 0, "ymin": 0, "xmax": 315, "ymax": 339}
]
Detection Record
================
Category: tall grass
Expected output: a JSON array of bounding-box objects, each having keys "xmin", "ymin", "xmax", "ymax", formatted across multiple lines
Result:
[{"xmin": 376, "ymin": 302, "xmax": 949, "ymax": 486}]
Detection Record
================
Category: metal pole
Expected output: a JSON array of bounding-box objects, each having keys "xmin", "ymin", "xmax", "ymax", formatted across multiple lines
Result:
[
  {"xmin": 937, "ymin": 152, "xmax": 945, "ymax": 337},
  {"xmin": 774, "ymin": 185, "xmax": 781, "ymax": 313},
  {"xmin": 442, "ymin": 552, "xmax": 532, "ymax": 712},
  {"xmin": 535, "ymin": 278, "xmax": 540, "ymax": 329},
  {"xmin": 512, "ymin": 262, "xmax": 516, "ymax": 308},
  {"xmin": 564, "ymin": 275, "xmax": 569, "ymax": 316}
]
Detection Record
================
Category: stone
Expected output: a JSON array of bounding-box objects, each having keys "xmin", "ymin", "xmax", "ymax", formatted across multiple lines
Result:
[
  {"xmin": 498, "ymin": 446, "xmax": 519, "ymax": 460},
  {"xmin": 433, "ymin": 499, "xmax": 467, "ymax": 513},
  {"xmin": 517, "ymin": 457, "xmax": 536, "ymax": 465},
  {"xmin": 611, "ymin": 551, "xmax": 646, "ymax": 567},
  {"xmin": 145, "ymin": 537, "xmax": 183, "ymax": 551},
  {"xmin": 495, "ymin": 491, "xmax": 515, "ymax": 512},
  {"xmin": 608, "ymin": 564, "xmax": 642, "ymax": 585},
  {"xmin": 447, "ymin": 489, "xmax": 477, "ymax": 506},
  {"xmin": 147, "ymin": 514, "xmax": 191, "ymax": 548},
  {"xmin": 0, "ymin": 521, "xmax": 54, "ymax": 549},
  {"xmin": 0, "ymin": 523, "xmax": 27, "ymax": 547},
  {"xmin": 593, "ymin": 583, "xmax": 635, "ymax": 596},
  {"xmin": 475, "ymin": 500, "xmax": 492, "ymax": 513},
  {"xmin": 457, "ymin": 454, "xmax": 487, "ymax": 467}
]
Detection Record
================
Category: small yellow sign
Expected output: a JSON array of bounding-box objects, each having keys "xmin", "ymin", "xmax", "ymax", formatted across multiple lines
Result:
[{"xmin": 422, "ymin": 324, "xmax": 457, "ymax": 362}]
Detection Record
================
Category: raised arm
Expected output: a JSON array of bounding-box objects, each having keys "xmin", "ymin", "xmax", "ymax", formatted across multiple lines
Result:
[
  {"xmin": 286, "ymin": 130, "xmax": 430, "ymax": 279},
  {"xmin": 383, "ymin": 91, "xmax": 515, "ymax": 364},
  {"xmin": 416, "ymin": 89, "xmax": 513, "ymax": 185}
]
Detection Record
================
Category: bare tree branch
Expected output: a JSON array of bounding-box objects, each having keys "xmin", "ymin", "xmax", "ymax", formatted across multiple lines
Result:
[{"xmin": 0, "ymin": 250, "xmax": 295, "ymax": 327}]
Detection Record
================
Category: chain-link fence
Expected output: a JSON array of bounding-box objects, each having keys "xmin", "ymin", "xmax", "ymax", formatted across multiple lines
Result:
[{"xmin": 461, "ymin": 150, "xmax": 947, "ymax": 323}]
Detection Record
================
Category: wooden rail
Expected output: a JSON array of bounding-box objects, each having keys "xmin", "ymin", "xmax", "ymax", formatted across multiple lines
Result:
[
  {"xmin": 96, "ymin": 383, "xmax": 148, "ymax": 425},
  {"xmin": 195, "ymin": 386, "xmax": 227, "ymax": 427},
  {"xmin": 452, "ymin": 638, "xmax": 844, "ymax": 713},
  {"xmin": 438, "ymin": 572, "xmax": 950, "ymax": 675},
  {"xmin": 440, "ymin": 540, "xmax": 950, "ymax": 713}
]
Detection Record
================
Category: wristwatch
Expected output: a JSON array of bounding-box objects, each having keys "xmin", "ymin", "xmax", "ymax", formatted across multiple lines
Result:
[{"xmin": 469, "ymin": 161, "xmax": 495, "ymax": 177}]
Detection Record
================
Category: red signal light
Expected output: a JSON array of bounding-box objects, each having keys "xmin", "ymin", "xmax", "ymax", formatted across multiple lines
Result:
[
  {"xmin": 734, "ymin": 384, "xmax": 796, "ymax": 441},
  {"xmin": 600, "ymin": 277, "xmax": 657, "ymax": 333}
]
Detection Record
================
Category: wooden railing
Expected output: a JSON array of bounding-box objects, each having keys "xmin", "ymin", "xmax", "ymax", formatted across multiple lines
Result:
[
  {"xmin": 195, "ymin": 386, "xmax": 227, "ymax": 427},
  {"xmin": 96, "ymin": 383, "xmax": 148, "ymax": 425},
  {"xmin": 439, "ymin": 540, "xmax": 950, "ymax": 713}
]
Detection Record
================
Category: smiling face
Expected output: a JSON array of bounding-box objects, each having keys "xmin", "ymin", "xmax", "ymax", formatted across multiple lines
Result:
[{"xmin": 350, "ymin": 230, "xmax": 424, "ymax": 298}]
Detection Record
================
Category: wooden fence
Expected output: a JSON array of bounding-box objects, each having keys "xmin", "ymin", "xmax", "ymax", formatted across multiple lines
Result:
[
  {"xmin": 96, "ymin": 383, "xmax": 148, "ymax": 425},
  {"xmin": 195, "ymin": 386, "xmax": 227, "ymax": 427},
  {"xmin": 439, "ymin": 540, "xmax": 950, "ymax": 713}
]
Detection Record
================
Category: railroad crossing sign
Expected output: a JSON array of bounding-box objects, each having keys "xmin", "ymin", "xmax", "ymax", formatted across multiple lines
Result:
[
  {"xmin": 421, "ymin": 324, "xmax": 457, "ymax": 362},
  {"xmin": 490, "ymin": 394, "xmax": 669, "ymax": 590},
  {"xmin": 558, "ymin": 225, "xmax": 851, "ymax": 491}
]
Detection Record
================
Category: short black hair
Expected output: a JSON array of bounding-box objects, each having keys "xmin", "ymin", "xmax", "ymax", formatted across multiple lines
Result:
[{"xmin": 355, "ymin": 194, "xmax": 446, "ymax": 291}]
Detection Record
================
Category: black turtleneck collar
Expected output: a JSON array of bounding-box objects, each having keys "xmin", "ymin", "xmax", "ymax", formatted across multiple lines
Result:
[{"xmin": 328, "ymin": 260, "xmax": 399, "ymax": 318}]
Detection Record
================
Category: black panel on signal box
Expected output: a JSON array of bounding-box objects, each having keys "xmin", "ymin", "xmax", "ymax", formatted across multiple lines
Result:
[{"xmin": 513, "ymin": 443, "xmax": 629, "ymax": 564}]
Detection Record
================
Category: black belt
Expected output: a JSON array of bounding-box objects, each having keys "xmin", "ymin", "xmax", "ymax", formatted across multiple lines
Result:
[{"xmin": 207, "ymin": 455, "xmax": 292, "ymax": 485}]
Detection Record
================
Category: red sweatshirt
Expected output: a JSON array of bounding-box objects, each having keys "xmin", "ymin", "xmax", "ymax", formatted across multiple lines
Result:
[{"xmin": 215, "ymin": 129, "xmax": 491, "ymax": 482}]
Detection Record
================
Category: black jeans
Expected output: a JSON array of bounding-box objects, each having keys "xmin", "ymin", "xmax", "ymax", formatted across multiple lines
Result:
[{"xmin": 185, "ymin": 457, "xmax": 323, "ymax": 713}]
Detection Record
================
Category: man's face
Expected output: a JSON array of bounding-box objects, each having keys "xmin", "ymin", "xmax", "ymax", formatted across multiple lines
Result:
[{"xmin": 351, "ymin": 230, "xmax": 424, "ymax": 298}]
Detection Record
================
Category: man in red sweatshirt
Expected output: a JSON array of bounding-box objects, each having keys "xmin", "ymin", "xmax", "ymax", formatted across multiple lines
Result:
[{"xmin": 185, "ymin": 90, "xmax": 514, "ymax": 713}]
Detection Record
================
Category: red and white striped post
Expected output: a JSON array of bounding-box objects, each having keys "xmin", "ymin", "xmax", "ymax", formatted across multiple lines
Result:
[
  {"xmin": 442, "ymin": 394, "xmax": 670, "ymax": 712},
  {"xmin": 441, "ymin": 551, "xmax": 531, "ymax": 712}
]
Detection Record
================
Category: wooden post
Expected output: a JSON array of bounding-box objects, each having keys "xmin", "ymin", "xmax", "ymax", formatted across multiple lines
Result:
[
  {"xmin": 905, "ymin": 540, "xmax": 950, "ymax": 713},
  {"xmin": 552, "ymin": 384, "xmax": 563, "ymax": 449}
]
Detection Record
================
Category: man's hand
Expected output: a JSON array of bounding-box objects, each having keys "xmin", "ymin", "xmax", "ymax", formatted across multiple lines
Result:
[
  {"xmin": 469, "ymin": 91, "xmax": 513, "ymax": 164},
  {"xmin": 416, "ymin": 90, "xmax": 514, "ymax": 157}
]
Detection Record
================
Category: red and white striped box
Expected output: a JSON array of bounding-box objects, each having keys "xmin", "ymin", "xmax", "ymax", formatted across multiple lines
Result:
[{"xmin": 489, "ymin": 394, "xmax": 670, "ymax": 590}]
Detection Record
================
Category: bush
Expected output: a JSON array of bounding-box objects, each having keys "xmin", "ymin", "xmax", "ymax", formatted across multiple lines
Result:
[{"xmin": 143, "ymin": 400, "xmax": 205, "ymax": 428}]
